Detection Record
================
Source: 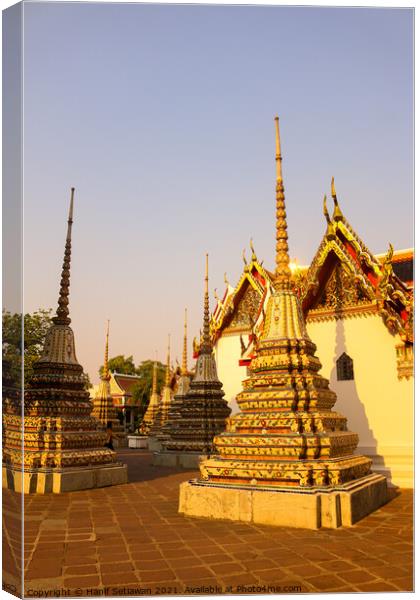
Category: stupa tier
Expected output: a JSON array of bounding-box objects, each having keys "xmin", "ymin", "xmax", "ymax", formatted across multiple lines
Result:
[
  {"xmin": 155, "ymin": 256, "xmax": 231, "ymax": 468},
  {"xmin": 91, "ymin": 321, "xmax": 126, "ymax": 447},
  {"xmin": 2, "ymin": 189, "xmax": 127, "ymax": 494},
  {"xmin": 179, "ymin": 119, "xmax": 388, "ymax": 528}
]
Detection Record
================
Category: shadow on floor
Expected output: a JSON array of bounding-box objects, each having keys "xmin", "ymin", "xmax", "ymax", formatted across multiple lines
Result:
[{"xmin": 116, "ymin": 449, "xmax": 198, "ymax": 484}]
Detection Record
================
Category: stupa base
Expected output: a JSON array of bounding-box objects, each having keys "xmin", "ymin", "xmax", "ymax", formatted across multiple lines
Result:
[
  {"xmin": 179, "ymin": 473, "xmax": 388, "ymax": 529},
  {"xmin": 2, "ymin": 462, "xmax": 128, "ymax": 494},
  {"xmin": 127, "ymin": 435, "xmax": 148, "ymax": 449},
  {"xmin": 153, "ymin": 451, "xmax": 206, "ymax": 469},
  {"xmin": 148, "ymin": 437, "xmax": 163, "ymax": 451}
]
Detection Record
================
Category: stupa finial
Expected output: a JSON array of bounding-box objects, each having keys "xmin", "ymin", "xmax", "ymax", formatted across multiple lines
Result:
[
  {"xmin": 165, "ymin": 335, "xmax": 171, "ymax": 386},
  {"xmin": 202, "ymin": 253, "xmax": 211, "ymax": 354},
  {"xmin": 53, "ymin": 187, "xmax": 75, "ymax": 325},
  {"xmin": 273, "ymin": 117, "xmax": 291, "ymax": 289},
  {"xmin": 331, "ymin": 176, "xmax": 344, "ymax": 221},
  {"xmin": 182, "ymin": 309, "xmax": 188, "ymax": 375},
  {"xmin": 274, "ymin": 115, "xmax": 282, "ymax": 182},
  {"xmin": 103, "ymin": 320, "xmax": 111, "ymax": 381}
]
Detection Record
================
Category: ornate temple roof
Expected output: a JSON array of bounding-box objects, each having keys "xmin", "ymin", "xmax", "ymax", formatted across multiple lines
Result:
[
  {"xmin": 209, "ymin": 180, "xmax": 413, "ymax": 355},
  {"xmin": 297, "ymin": 181, "xmax": 413, "ymax": 343}
]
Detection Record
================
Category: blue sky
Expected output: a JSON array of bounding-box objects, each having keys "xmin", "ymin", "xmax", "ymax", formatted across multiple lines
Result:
[{"xmin": 21, "ymin": 3, "xmax": 413, "ymax": 381}]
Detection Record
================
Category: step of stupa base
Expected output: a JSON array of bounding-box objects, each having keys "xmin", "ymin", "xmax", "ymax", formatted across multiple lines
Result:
[
  {"xmin": 2, "ymin": 462, "xmax": 127, "ymax": 494},
  {"xmin": 153, "ymin": 451, "xmax": 207, "ymax": 469},
  {"xmin": 147, "ymin": 436, "xmax": 163, "ymax": 452},
  {"xmin": 179, "ymin": 473, "xmax": 388, "ymax": 529}
]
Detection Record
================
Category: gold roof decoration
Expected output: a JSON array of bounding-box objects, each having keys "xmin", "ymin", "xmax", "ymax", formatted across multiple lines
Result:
[
  {"xmin": 210, "ymin": 239, "xmax": 275, "ymax": 344},
  {"xmin": 298, "ymin": 180, "xmax": 412, "ymax": 343}
]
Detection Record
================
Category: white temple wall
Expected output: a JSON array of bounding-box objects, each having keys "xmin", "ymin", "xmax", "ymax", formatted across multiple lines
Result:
[
  {"xmin": 307, "ymin": 314, "xmax": 413, "ymax": 488},
  {"xmin": 214, "ymin": 333, "xmax": 247, "ymax": 414}
]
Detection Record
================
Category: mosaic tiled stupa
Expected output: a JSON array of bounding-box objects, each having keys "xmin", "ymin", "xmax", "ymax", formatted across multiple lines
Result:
[
  {"xmin": 155, "ymin": 256, "xmax": 231, "ymax": 468},
  {"xmin": 155, "ymin": 310, "xmax": 191, "ymax": 443},
  {"xmin": 2, "ymin": 189, "xmax": 127, "ymax": 494},
  {"xmin": 92, "ymin": 321, "xmax": 126, "ymax": 447},
  {"xmin": 138, "ymin": 357, "xmax": 160, "ymax": 436},
  {"xmin": 179, "ymin": 120, "xmax": 388, "ymax": 528},
  {"xmin": 148, "ymin": 336, "xmax": 174, "ymax": 451}
]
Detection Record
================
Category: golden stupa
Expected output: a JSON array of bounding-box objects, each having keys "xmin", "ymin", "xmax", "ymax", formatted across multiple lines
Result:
[
  {"xmin": 91, "ymin": 320, "xmax": 126, "ymax": 447},
  {"xmin": 179, "ymin": 118, "xmax": 388, "ymax": 528}
]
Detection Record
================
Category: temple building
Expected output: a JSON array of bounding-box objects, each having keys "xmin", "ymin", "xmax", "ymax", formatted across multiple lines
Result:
[
  {"xmin": 155, "ymin": 256, "xmax": 231, "ymax": 468},
  {"xmin": 2, "ymin": 189, "xmax": 127, "ymax": 493},
  {"xmin": 180, "ymin": 117, "xmax": 388, "ymax": 529},
  {"xmin": 209, "ymin": 190, "xmax": 413, "ymax": 489},
  {"xmin": 91, "ymin": 321, "xmax": 127, "ymax": 447}
]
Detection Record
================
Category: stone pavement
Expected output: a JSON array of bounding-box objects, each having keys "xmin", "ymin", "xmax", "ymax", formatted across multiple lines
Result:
[{"xmin": 3, "ymin": 450, "xmax": 413, "ymax": 597}]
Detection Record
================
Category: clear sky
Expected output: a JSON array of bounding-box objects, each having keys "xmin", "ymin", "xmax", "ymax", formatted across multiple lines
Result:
[{"xmin": 21, "ymin": 3, "xmax": 413, "ymax": 382}]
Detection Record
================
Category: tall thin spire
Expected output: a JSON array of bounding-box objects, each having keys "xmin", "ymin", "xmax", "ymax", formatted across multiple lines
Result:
[
  {"xmin": 103, "ymin": 320, "xmax": 111, "ymax": 381},
  {"xmin": 152, "ymin": 352, "xmax": 158, "ymax": 395},
  {"xmin": 273, "ymin": 117, "xmax": 291, "ymax": 289},
  {"xmin": 202, "ymin": 253, "xmax": 211, "ymax": 354},
  {"xmin": 182, "ymin": 309, "xmax": 188, "ymax": 375},
  {"xmin": 53, "ymin": 187, "xmax": 75, "ymax": 325},
  {"xmin": 165, "ymin": 335, "xmax": 171, "ymax": 386}
]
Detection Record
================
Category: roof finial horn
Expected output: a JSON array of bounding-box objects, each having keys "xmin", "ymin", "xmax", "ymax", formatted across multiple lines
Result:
[{"xmin": 331, "ymin": 176, "xmax": 344, "ymax": 221}]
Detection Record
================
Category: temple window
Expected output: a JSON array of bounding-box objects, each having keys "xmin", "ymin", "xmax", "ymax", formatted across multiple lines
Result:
[{"xmin": 336, "ymin": 353, "xmax": 354, "ymax": 381}]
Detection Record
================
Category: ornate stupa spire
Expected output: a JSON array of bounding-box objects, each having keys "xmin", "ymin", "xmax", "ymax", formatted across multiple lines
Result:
[
  {"xmin": 138, "ymin": 351, "xmax": 160, "ymax": 436},
  {"xmin": 103, "ymin": 319, "xmax": 111, "ymax": 381},
  {"xmin": 202, "ymin": 254, "xmax": 211, "ymax": 353},
  {"xmin": 53, "ymin": 187, "xmax": 74, "ymax": 326},
  {"xmin": 3, "ymin": 189, "xmax": 127, "ymax": 492},
  {"xmin": 155, "ymin": 256, "xmax": 231, "ymax": 468},
  {"xmin": 165, "ymin": 334, "xmax": 171, "ymax": 385},
  {"xmin": 274, "ymin": 116, "xmax": 292, "ymax": 289},
  {"xmin": 179, "ymin": 118, "xmax": 386, "ymax": 527},
  {"xmin": 182, "ymin": 308, "xmax": 188, "ymax": 376},
  {"xmin": 152, "ymin": 354, "xmax": 158, "ymax": 395}
]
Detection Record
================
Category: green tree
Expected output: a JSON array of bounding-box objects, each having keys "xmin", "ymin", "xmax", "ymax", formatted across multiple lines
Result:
[
  {"xmin": 2, "ymin": 309, "xmax": 53, "ymax": 385},
  {"xmin": 131, "ymin": 360, "xmax": 166, "ymax": 421},
  {"xmin": 98, "ymin": 354, "xmax": 136, "ymax": 378}
]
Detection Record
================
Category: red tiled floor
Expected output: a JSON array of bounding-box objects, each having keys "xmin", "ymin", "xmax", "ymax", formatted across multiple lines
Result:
[{"xmin": 2, "ymin": 450, "xmax": 413, "ymax": 596}]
